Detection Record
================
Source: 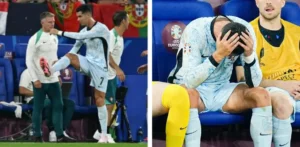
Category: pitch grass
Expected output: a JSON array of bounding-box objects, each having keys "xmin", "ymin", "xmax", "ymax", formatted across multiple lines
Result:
[{"xmin": 0, "ymin": 142, "xmax": 147, "ymax": 147}]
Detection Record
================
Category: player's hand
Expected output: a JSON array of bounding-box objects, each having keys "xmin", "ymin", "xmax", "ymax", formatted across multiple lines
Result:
[
  {"xmin": 50, "ymin": 28, "xmax": 59, "ymax": 35},
  {"xmin": 277, "ymin": 81, "xmax": 300, "ymax": 99},
  {"xmin": 34, "ymin": 80, "xmax": 42, "ymax": 89},
  {"xmin": 214, "ymin": 30, "xmax": 240, "ymax": 63},
  {"xmin": 141, "ymin": 50, "xmax": 148, "ymax": 57},
  {"xmin": 137, "ymin": 64, "xmax": 147, "ymax": 74},
  {"xmin": 116, "ymin": 68, "xmax": 125, "ymax": 82},
  {"xmin": 239, "ymin": 31, "xmax": 254, "ymax": 57}
]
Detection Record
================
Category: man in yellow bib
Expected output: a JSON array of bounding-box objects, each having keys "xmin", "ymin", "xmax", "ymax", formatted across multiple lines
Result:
[
  {"xmin": 250, "ymin": 0, "xmax": 300, "ymax": 146},
  {"xmin": 152, "ymin": 82, "xmax": 199, "ymax": 147}
]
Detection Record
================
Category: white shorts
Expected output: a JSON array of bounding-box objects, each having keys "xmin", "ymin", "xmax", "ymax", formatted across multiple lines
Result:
[
  {"xmin": 196, "ymin": 82, "xmax": 240, "ymax": 112},
  {"xmin": 265, "ymin": 87, "xmax": 300, "ymax": 123},
  {"xmin": 76, "ymin": 54, "xmax": 108, "ymax": 93}
]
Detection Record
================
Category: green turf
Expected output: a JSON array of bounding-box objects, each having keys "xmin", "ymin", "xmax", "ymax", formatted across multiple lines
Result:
[{"xmin": 0, "ymin": 143, "xmax": 147, "ymax": 147}]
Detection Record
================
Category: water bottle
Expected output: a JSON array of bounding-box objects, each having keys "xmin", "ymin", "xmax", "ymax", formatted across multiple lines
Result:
[{"xmin": 137, "ymin": 127, "xmax": 143, "ymax": 142}]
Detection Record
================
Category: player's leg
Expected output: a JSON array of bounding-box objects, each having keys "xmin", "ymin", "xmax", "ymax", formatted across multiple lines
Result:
[
  {"xmin": 62, "ymin": 98, "xmax": 75, "ymax": 140},
  {"xmin": 89, "ymin": 67, "xmax": 109, "ymax": 143},
  {"xmin": 43, "ymin": 98, "xmax": 57, "ymax": 142},
  {"xmin": 40, "ymin": 53, "xmax": 81, "ymax": 76},
  {"xmin": 105, "ymin": 77, "xmax": 117, "ymax": 124},
  {"xmin": 46, "ymin": 82, "xmax": 64, "ymax": 140},
  {"xmin": 152, "ymin": 82, "xmax": 201, "ymax": 147},
  {"xmin": 105, "ymin": 77, "xmax": 117, "ymax": 143},
  {"xmin": 266, "ymin": 87, "xmax": 294, "ymax": 147},
  {"xmin": 222, "ymin": 84, "xmax": 272, "ymax": 147},
  {"xmin": 32, "ymin": 84, "xmax": 47, "ymax": 141},
  {"xmin": 184, "ymin": 88, "xmax": 204, "ymax": 147},
  {"xmin": 94, "ymin": 88, "xmax": 109, "ymax": 143}
]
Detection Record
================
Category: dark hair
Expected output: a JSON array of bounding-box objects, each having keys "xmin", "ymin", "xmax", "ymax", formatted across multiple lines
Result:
[
  {"xmin": 40, "ymin": 12, "xmax": 54, "ymax": 21},
  {"xmin": 76, "ymin": 4, "xmax": 92, "ymax": 14},
  {"xmin": 112, "ymin": 11, "xmax": 128, "ymax": 26},
  {"xmin": 221, "ymin": 22, "xmax": 248, "ymax": 56}
]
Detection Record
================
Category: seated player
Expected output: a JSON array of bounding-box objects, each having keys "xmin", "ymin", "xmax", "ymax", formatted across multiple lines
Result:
[{"xmin": 167, "ymin": 15, "xmax": 272, "ymax": 147}]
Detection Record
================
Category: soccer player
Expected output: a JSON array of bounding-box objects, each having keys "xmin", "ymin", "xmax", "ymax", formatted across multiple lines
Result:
[
  {"xmin": 168, "ymin": 15, "xmax": 272, "ymax": 147},
  {"xmin": 19, "ymin": 68, "xmax": 75, "ymax": 142},
  {"xmin": 93, "ymin": 10, "xmax": 129, "ymax": 143},
  {"xmin": 42, "ymin": 5, "xmax": 111, "ymax": 142},
  {"xmin": 249, "ymin": 0, "xmax": 300, "ymax": 146},
  {"xmin": 152, "ymin": 81, "xmax": 199, "ymax": 147},
  {"xmin": 25, "ymin": 12, "xmax": 65, "ymax": 142}
]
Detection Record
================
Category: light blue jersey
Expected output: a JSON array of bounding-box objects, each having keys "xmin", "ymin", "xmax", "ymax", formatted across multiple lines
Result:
[
  {"xmin": 62, "ymin": 22, "xmax": 110, "ymax": 92},
  {"xmin": 168, "ymin": 16, "xmax": 262, "ymax": 111},
  {"xmin": 64, "ymin": 22, "xmax": 110, "ymax": 71}
]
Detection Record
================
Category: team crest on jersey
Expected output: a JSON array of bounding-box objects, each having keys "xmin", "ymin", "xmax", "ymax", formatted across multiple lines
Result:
[
  {"xmin": 183, "ymin": 43, "xmax": 191, "ymax": 54},
  {"xmin": 125, "ymin": 4, "xmax": 147, "ymax": 28}
]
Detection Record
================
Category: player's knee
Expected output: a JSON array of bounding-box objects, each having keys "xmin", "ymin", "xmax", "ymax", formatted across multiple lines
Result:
[
  {"xmin": 53, "ymin": 100, "xmax": 63, "ymax": 111},
  {"xmin": 162, "ymin": 84, "xmax": 190, "ymax": 111},
  {"xmin": 245, "ymin": 87, "xmax": 271, "ymax": 107},
  {"xmin": 95, "ymin": 96, "xmax": 105, "ymax": 107},
  {"xmin": 271, "ymin": 93, "xmax": 293, "ymax": 119},
  {"xmin": 187, "ymin": 89, "xmax": 200, "ymax": 109},
  {"xmin": 65, "ymin": 53, "xmax": 75, "ymax": 59}
]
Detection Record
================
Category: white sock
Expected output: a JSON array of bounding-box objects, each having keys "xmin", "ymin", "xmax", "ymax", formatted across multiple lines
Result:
[
  {"xmin": 185, "ymin": 108, "xmax": 201, "ymax": 147},
  {"xmin": 98, "ymin": 105, "xmax": 108, "ymax": 135},
  {"xmin": 51, "ymin": 56, "xmax": 70, "ymax": 73},
  {"xmin": 250, "ymin": 106, "xmax": 272, "ymax": 147},
  {"xmin": 273, "ymin": 116, "xmax": 292, "ymax": 147}
]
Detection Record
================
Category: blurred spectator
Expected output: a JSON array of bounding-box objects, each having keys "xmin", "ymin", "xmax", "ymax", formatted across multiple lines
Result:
[
  {"xmin": 14, "ymin": 0, "xmax": 46, "ymax": 3},
  {"xmin": 96, "ymin": 0, "xmax": 128, "ymax": 5}
]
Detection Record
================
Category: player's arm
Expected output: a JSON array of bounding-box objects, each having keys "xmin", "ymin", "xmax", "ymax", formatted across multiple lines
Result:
[
  {"xmin": 108, "ymin": 35, "xmax": 125, "ymax": 81},
  {"xmin": 240, "ymin": 23, "xmax": 262, "ymax": 88},
  {"xmin": 234, "ymin": 56, "xmax": 245, "ymax": 82},
  {"xmin": 109, "ymin": 53, "xmax": 121, "ymax": 71},
  {"xmin": 181, "ymin": 28, "xmax": 218, "ymax": 89},
  {"xmin": 19, "ymin": 70, "xmax": 33, "ymax": 97},
  {"xmin": 19, "ymin": 87, "xmax": 33, "ymax": 97},
  {"xmin": 69, "ymin": 40, "xmax": 84, "ymax": 54},
  {"xmin": 25, "ymin": 37, "xmax": 39, "ymax": 82},
  {"xmin": 58, "ymin": 27, "xmax": 106, "ymax": 40}
]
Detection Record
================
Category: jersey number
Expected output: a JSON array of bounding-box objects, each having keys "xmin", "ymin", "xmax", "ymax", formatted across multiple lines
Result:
[{"xmin": 100, "ymin": 77, "xmax": 104, "ymax": 85}]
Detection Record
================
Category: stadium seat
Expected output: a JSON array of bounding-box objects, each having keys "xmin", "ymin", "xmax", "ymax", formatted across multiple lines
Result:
[
  {"xmin": 219, "ymin": 0, "xmax": 259, "ymax": 22},
  {"xmin": 220, "ymin": 0, "xmax": 300, "ymax": 25},
  {"xmin": 153, "ymin": 1, "xmax": 214, "ymax": 81},
  {"xmin": 0, "ymin": 43, "xmax": 5, "ymax": 58},
  {"xmin": 0, "ymin": 58, "xmax": 15, "ymax": 111}
]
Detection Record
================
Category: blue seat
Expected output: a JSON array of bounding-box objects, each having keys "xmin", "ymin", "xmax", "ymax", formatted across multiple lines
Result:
[
  {"xmin": 220, "ymin": 0, "xmax": 300, "ymax": 25},
  {"xmin": 57, "ymin": 44, "xmax": 74, "ymax": 58},
  {"xmin": 0, "ymin": 58, "xmax": 15, "ymax": 111},
  {"xmin": 153, "ymin": 1, "xmax": 214, "ymax": 81},
  {"xmin": 0, "ymin": 43, "xmax": 5, "ymax": 58},
  {"xmin": 292, "ymin": 114, "xmax": 300, "ymax": 127}
]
